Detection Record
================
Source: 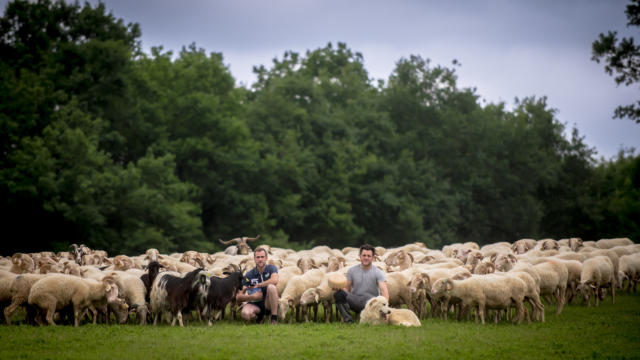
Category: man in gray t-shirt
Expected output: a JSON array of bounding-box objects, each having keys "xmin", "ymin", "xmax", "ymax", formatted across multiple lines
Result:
[{"xmin": 333, "ymin": 244, "xmax": 389, "ymax": 323}]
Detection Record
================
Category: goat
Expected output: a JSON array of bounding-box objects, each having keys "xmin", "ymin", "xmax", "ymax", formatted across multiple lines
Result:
[
  {"xmin": 150, "ymin": 268, "xmax": 211, "ymax": 327},
  {"xmin": 206, "ymin": 270, "xmax": 244, "ymax": 325}
]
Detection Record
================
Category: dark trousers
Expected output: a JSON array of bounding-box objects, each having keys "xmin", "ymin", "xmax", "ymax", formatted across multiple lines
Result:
[{"xmin": 334, "ymin": 290, "xmax": 372, "ymax": 322}]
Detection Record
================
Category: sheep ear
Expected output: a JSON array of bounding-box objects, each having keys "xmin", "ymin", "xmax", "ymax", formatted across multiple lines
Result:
[
  {"xmin": 314, "ymin": 292, "xmax": 320, "ymax": 303},
  {"xmin": 297, "ymin": 259, "xmax": 302, "ymax": 267},
  {"xmin": 105, "ymin": 284, "xmax": 111, "ymax": 292},
  {"xmin": 490, "ymin": 254, "xmax": 497, "ymax": 263},
  {"xmin": 446, "ymin": 279, "xmax": 453, "ymax": 291}
]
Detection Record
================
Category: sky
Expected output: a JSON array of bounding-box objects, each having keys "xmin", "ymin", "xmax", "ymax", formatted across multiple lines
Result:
[{"xmin": 3, "ymin": 0, "xmax": 640, "ymax": 159}]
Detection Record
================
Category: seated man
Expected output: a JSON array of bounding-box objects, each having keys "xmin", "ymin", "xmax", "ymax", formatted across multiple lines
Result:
[
  {"xmin": 333, "ymin": 244, "xmax": 389, "ymax": 323},
  {"xmin": 236, "ymin": 247, "xmax": 279, "ymax": 324}
]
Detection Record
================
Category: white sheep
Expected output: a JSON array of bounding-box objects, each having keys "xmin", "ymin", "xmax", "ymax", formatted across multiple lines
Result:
[
  {"xmin": 104, "ymin": 271, "xmax": 148, "ymax": 324},
  {"xmin": 617, "ymin": 253, "xmax": 640, "ymax": 291},
  {"xmin": 28, "ymin": 274, "xmax": 123, "ymax": 326},
  {"xmin": 4, "ymin": 273, "xmax": 48, "ymax": 324},
  {"xmin": 577, "ymin": 256, "xmax": 616, "ymax": 306},
  {"xmin": 299, "ymin": 268, "xmax": 349, "ymax": 322},
  {"xmin": 430, "ymin": 274, "xmax": 526, "ymax": 324},
  {"xmin": 278, "ymin": 268, "xmax": 324, "ymax": 323},
  {"xmin": 532, "ymin": 260, "xmax": 568, "ymax": 315},
  {"xmin": 595, "ymin": 238, "xmax": 634, "ymax": 249}
]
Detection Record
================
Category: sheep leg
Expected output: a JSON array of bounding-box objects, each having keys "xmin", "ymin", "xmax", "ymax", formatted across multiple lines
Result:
[
  {"xmin": 611, "ymin": 284, "xmax": 615, "ymax": 304},
  {"xmin": 45, "ymin": 303, "xmax": 57, "ymax": 326},
  {"xmin": 322, "ymin": 301, "xmax": 331, "ymax": 323},
  {"xmin": 312, "ymin": 303, "xmax": 318, "ymax": 322},
  {"xmin": 4, "ymin": 298, "xmax": 23, "ymax": 325}
]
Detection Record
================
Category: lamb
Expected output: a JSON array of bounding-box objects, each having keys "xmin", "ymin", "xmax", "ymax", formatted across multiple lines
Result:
[
  {"xmin": 278, "ymin": 268, "xmax": 324, "ymax": 323},
  {"xmin": 578, "ymin": 256, "xmax": 616, "ymax": 306},
  {"xmin": 27, "ymin": 274, "xmax": 123, "ymax": 326},
  {"xmin": 532, "ymin": 260, "xmax": 569, "ymax": 315}
]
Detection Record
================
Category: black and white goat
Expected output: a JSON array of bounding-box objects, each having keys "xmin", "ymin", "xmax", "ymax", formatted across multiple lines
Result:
[{"xmin": 149, "ymin": 268, "xmax": 210, "ymax": 327}]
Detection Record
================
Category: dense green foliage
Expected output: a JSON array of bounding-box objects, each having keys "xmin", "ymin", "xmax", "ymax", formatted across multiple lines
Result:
[
  {"xmin": 0, "ymin": 293, "xmax": 639, "ymax": 359},
  {"xmin": 1, "ymin": 0, "xmax": 638, "ymax": 255},
  {"xmin": 592, "ymin": 0, "xmax": 640, "ymax": 122}
]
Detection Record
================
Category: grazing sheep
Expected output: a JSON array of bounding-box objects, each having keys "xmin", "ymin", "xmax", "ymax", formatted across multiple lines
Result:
[
  {"xmin": 578, "ymin": 256, "xmax": 616, "ymax": 306},
  {"xmin": 27, "ymin": 274, "xmax": 122, "ymax": 326},
  {"xmin": 105, "ymin": 271, "xmax": 148, "ymax": 324}
]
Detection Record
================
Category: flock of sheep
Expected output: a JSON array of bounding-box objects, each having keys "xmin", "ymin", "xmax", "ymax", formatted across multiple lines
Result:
[{"xmin": 0, "ymin": 236, "xmax": 638, "ymax": 327}]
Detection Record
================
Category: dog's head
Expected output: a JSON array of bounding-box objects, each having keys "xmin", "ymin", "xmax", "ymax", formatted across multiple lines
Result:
[{"xmin": 366, "ymin": 296, "xmax": 391, "ymax": 321}]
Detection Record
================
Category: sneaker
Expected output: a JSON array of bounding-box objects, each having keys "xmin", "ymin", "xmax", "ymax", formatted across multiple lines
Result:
[{"xmin": 270, "ymin": 319, "xmax": 278, "ymax": 325}]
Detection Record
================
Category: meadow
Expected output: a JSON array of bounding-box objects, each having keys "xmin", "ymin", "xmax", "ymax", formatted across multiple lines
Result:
[{"xmin": 1, "ymin": 293, "xmax": 638, "ymax": 360}]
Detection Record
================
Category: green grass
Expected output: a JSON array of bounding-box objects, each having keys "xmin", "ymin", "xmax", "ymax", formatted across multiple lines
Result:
[{"xmin": 1, "ymin": 293, "xmax": 639, "ymax": 360}]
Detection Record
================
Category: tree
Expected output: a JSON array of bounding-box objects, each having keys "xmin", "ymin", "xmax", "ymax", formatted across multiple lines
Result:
[{"xmin": 592, "ymin": 0, "xmax": 640, "ymax": 123}]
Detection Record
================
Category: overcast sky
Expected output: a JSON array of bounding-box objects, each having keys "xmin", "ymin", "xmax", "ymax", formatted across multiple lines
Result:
[{"xmin": 3, "ymin": 0, "xmax": 639, "ymax": 159}]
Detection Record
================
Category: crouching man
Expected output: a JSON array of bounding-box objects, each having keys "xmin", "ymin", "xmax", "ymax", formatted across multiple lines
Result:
[
  {"xmin": 236, "ymin": 247, "xmax": 279, "ymax": 324},
  {"xmin": 333, "ymin": 244, "xmax": 389, "ymax": 323}
]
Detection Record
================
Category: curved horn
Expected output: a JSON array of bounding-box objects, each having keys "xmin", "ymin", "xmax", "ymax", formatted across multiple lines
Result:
[
  {"xmin": 245, "ymin": 235, "xmax": 260, "ymax": 242},
  {"xmin": 219, "ymin": 238, "xmax": 238, "ymax": 245}
]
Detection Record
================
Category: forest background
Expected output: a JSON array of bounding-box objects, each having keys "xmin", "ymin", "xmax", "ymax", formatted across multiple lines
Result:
[{"xmin": 1, "ymin": 0, "xmax": 638, "ymax": 256}]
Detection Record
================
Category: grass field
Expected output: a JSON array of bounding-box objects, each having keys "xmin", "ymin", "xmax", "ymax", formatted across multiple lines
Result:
[{"xmin": 1, "ymin": 293, "xmax": 639, "ymax": 360}]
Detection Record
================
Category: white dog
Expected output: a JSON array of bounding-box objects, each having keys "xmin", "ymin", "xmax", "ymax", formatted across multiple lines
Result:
[{"xmin": 360, "ymin": 296, "xmax": 421, "ymax": 327}]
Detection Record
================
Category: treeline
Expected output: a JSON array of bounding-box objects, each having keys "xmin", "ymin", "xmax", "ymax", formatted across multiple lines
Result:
[{"xmin": 1, "ymin": 0, "xmax": 638, "ymax": 255}]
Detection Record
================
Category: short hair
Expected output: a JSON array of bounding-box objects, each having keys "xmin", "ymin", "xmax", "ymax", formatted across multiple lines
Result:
[
  {"xmin": 254, "ymin": 247, "xmax": 268, "ymax": 257},
  {"xmin": 359, "ymin": 244, "xmax": 375, "ymax": 256}
]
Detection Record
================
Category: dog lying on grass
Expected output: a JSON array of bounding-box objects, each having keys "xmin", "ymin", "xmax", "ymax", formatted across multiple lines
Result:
[{"xmin": 359, "ymin": 296, "xmax": 421, "ymax": 327}]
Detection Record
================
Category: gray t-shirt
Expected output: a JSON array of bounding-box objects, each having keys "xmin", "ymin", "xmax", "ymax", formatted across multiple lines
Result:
[{"xmin": 346, "ymin": 264, "xmax": 386, "ymax": 299}]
